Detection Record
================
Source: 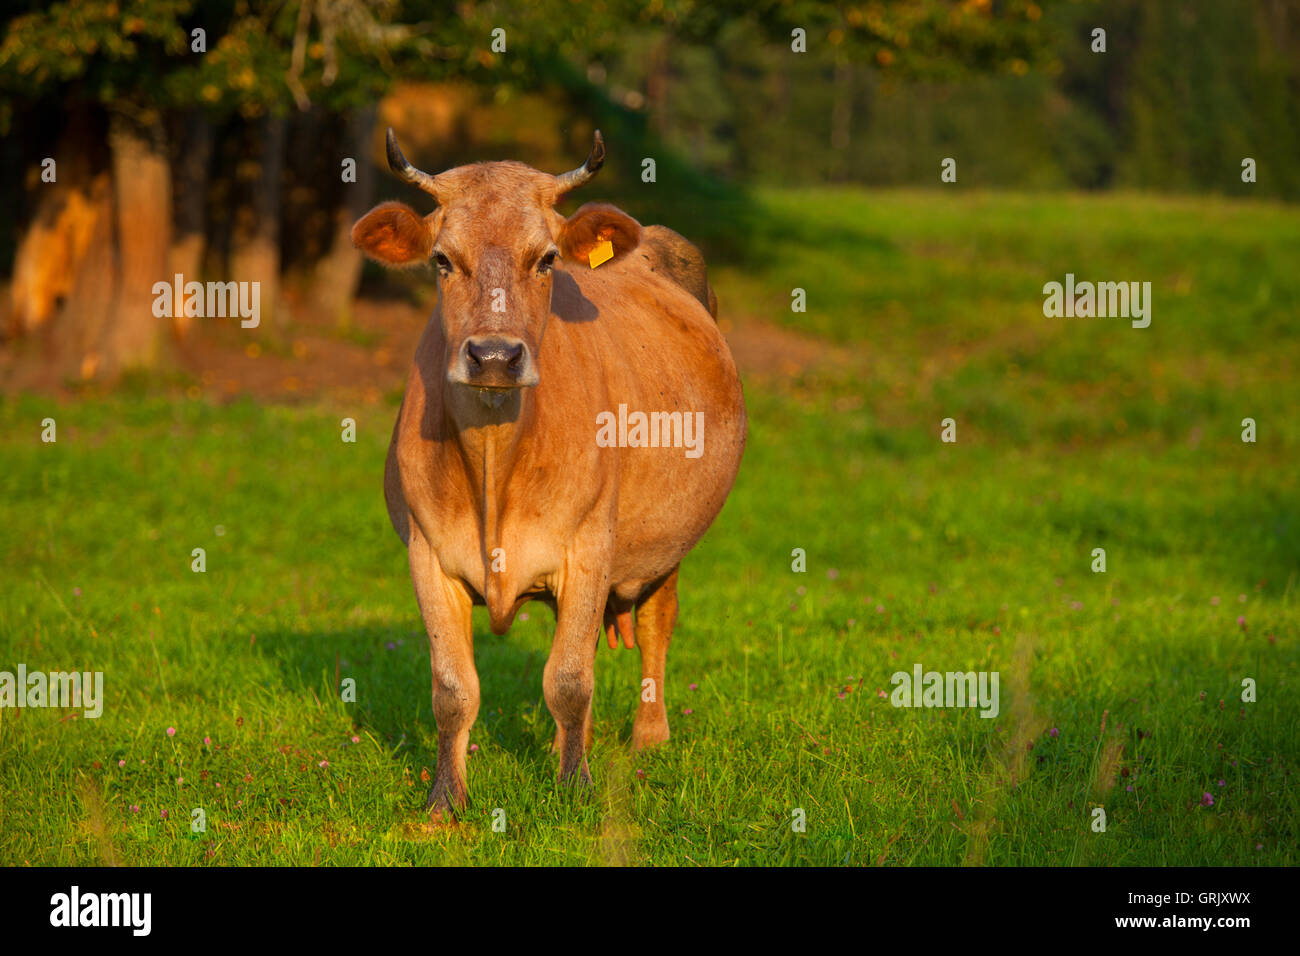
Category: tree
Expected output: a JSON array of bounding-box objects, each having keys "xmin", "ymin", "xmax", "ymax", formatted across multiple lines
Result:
[{"xmin": 0, "ymin": 0, "xmax": 1060, "ymax": 380}]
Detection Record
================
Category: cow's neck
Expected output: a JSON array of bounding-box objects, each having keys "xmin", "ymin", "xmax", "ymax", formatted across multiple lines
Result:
[{"xmin": 444, "ymin": 385, "xmax": 536, "ymax": 602}]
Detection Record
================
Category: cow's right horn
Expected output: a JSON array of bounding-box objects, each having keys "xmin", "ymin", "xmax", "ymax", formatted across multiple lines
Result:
[
  {"xmin": 386, "ymin": 127, "xmax": 443, "ymax": 201},
  {"xmin": 554, "ymin": 130, "xmax": 605, "ymax": 196}
]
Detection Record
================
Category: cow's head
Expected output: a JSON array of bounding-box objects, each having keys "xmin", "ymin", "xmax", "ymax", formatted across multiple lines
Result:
[{"xmin": 352, "ymin": 128, "xmax": 641, "ymax": 398}]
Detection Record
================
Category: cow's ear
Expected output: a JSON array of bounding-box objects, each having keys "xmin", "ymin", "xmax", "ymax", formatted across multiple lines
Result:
[
  {"xmin": 351, "ymin": 202, "xmax": 434, "ymax": 267},
  {"xmin": 558, "ymin": 203, "xmax": 642, "ymax": 268}
]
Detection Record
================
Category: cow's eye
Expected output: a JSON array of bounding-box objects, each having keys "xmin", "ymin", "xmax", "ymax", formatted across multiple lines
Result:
[
  {"xmin": 538, "ymin": 250, "xmax": 558, "ymax": 274},
  {"xmin": 433, "ymin": 251, "xmax": 453, "ymax": 275}
]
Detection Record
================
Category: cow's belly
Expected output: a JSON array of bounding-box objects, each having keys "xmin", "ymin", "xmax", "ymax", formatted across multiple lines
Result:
[{"xmin": 608, "ymin": 404, "xmax": 747, "ymax": 592}]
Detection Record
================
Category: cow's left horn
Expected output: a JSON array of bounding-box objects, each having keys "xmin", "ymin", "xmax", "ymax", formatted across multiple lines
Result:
[
  {"xmin": 554, "ymin": 130, "xmax": 605, "ymax": 196},
  {"xmin": 386, "ymin": 127, "xmax": 443, "ymax": 201}
]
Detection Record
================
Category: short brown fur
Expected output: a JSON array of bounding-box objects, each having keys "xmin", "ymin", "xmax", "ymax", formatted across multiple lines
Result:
[
  {"xmin": 354, "ymin": 138, "xmax": 746, "ymax": 820},
  {"xmin": 351, "ymin": 201, "xmax": 433, "ymax": 266}
]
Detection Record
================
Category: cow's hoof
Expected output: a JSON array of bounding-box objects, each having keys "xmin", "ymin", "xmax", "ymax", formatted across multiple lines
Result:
[
  {"xmin": 557, "ymin": 762, "xmax": 593, "ymax": 790},
  {"xmin": 424, "ymin": 779, "xmax": 468, "ymax": 819},
  {"xmin": 424, "ymin": 809, "xmax": 459, "ymax": 829},
  {"xmin": 631, "ymin": 719, "xmax": 670, "ymax": 750}
]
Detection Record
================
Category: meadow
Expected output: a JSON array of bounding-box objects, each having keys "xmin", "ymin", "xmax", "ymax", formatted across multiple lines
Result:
[{"xmin": 1, "ymin": 188, "xmax": 1296, "ymax": 865}]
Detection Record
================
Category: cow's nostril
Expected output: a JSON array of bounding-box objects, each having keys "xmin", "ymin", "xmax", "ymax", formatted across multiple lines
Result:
[{"xmin": 463, "ymin": 338, "xmax": 529, "ymax": 385}]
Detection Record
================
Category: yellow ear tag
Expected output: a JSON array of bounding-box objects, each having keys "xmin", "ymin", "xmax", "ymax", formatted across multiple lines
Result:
[{"xmin": 588, "ymin": 238, "xmax": 614, "ymax": 269}]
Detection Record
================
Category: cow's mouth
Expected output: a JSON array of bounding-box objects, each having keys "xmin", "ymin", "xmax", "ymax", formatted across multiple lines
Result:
[{"xmin": 473, "ymin": 386, "xmax": 513, "ymax": 409}]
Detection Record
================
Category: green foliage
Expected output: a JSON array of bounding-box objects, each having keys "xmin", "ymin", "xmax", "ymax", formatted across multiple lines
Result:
[
  {"xmin": 1, "ymin": 189, "xmax": 1295, "ymax": 864},
  {"xmin": 0, "ymin": 0, "xmax": 1057, "ymax": 128},
  {"xmin": 594, "ymin": 0, "xmax": 1300, "ymax": 199}
]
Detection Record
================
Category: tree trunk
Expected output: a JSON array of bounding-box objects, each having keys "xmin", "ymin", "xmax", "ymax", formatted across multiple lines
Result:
[
  {"xmin": 309, "ymin": 104, "xmax": 376, "ymax": 326},
  {"xmin": 168, "ymin": 109, "xmax": 214, "ymax": 339},
  {"xmin": 99, "ymin": 106, "xmax": 173, "ymax": 377},
  {"xmin": 59, "ymin": 172, "xmax": 118, "ymax": 378},
  {"xmin": 646, "ymin": 33, "xmax": 672, "ymax": 136},
  {"xmin": 8, "ymin": 115, "xmax": 103, "ymax": 341},
  {"xmin": 830, "ymin": 59, "xmax": 853, "ymax": 178},
  {"xmin": 230, "ymin": 113, "xmax": 287, "ymax": 330}
]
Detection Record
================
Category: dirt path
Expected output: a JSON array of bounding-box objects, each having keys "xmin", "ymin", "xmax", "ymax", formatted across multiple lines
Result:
[{"xmin": 2, "ymin": 296, "xmax": 845, "ymax": 402}]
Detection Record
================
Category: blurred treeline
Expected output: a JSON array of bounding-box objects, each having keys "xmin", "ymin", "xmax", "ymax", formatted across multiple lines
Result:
[
  {"xmin": 0, "ymin": 0, "xmax": 1294, "ymax": 381},
  {"xmin": 627, "ymin": 1, "xmax": 1300, "ymax": 196}
]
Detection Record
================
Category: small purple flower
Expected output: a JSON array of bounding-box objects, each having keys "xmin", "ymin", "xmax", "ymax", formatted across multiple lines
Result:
[
  {"xmin": 351, "ymin": 735, "xmax": 360, "ymax": 744},
  {"xmin": 176, "ymin": 776, "xmax": 183, "ymax": 784},
  {"xmin": 160, "ymin": 809, "xmax": 169, "ymax": 819},
  {"xmin": 385, "ymin": 641, "xmax": 397, "ymax": 650},
  {"xmin": 1200, "ymin": 792, "xmax": 1214, "ymax": 807},
  {"xmin": 117, "ymin": 759, "xmax": 126, "ymax": 767},
  {"xmin": 1217, "ymin": 779, "xmax": 1226, "ymax": 787},
  {"xmin": 688, "ymin": 683, "xmax": 698, "ymax": 691},
  {"xmin": 1237, "ymin": 616, "xmax": 1246, "ymax": 629},
  {"xmin": 683, "ymin": 708, "xmax": 694, "ymax": 715},
  {"xmin": 130, "ymin": 805, "xmax": 140, "ymax": 813},
  {"xmin": 203, "ymin": 736, "xmax": 211, "ymax": 746},
  {"xmin": 1125, "ymin": 785, "xmax": 1133, "ymax": 792},
  {"xmin": 837, "ymin": 692, "xmax": 846, "ymax": 699},
  {"xmin": 636, "ymin": 769, "xmax": 645, "ymax": 779},
  {"xmin": 1049, "ymin": 727, "xmax": 1059, "ymax": 738},
  {"xmin": 469, "ymin": 743, "xmax": 479, "ymax": 753},
  {"xmin": 318, "ymin": 760, "xmax": 329, "ymax": 769},
  {"xmin": 166, "ymin": 726, "xmax": 176, "ymax": 737}
]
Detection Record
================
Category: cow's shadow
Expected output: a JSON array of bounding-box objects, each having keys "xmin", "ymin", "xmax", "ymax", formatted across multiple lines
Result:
[{"xmin": 252, "ymin": 609, "xmax": 641, "ymax": 784}]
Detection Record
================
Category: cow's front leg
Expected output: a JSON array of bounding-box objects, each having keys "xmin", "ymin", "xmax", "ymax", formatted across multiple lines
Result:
[
  {"xmin": 544, "ymin": 570, "xmax": 606, "ymax": 785},
  {"xmin": 409, "ymin": 528, "xmax": 478, "ymax": 820}
]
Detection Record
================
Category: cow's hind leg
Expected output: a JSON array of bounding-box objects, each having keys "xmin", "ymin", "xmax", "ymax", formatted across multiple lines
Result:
[
  {"xmin": 409, "ymin": 528, "xmax": 478, "ymax": 820},
  {"xmin": 632, "ymin": 567, "xmax": 679, "ymax": 749}
]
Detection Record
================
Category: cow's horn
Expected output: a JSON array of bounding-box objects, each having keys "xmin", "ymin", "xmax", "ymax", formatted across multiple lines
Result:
[
  {"xmin": 386, "ymin": 127, "xmax": 443, "ymax": 200},
  {"xmin": 554, "ymin": 130, "xmax": 605, "ymax": 196}
]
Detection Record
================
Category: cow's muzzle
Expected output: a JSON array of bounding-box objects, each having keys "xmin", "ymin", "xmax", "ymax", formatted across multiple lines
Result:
[{"xmin": 450, "ymin": 336, "xmax": 539, "ymax": 389}]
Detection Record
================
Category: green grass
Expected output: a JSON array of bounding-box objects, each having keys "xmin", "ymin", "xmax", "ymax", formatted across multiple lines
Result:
[{"xmin": 1, "ymin": 188, "xmax": 1297, "ymax": 866}]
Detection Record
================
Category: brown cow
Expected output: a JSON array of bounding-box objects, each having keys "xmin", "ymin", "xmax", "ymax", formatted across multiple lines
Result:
[{"xmin": 352, "ymin": 129, "xmax": 746, "ymax": 818}]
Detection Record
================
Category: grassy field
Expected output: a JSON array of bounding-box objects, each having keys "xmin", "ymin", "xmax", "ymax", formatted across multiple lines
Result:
[{"xmin": 1, "ymin": 189, "xmax": 1296, "ymax": 866}]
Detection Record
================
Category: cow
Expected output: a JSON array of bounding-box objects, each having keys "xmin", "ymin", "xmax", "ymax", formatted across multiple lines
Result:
[{"xmin": 351, "ymin": 128, "xmax": 746, "ymax": 818}]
